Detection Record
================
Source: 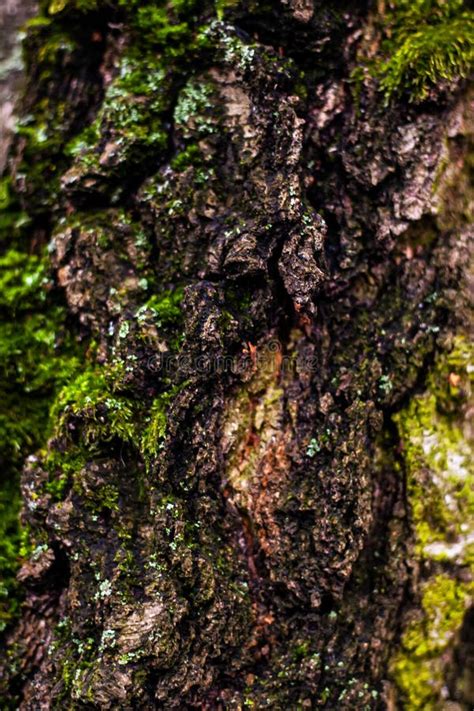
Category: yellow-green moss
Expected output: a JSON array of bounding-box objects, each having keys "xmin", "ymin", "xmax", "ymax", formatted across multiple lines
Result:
[
  {"xmin": 391, "ymin": 335, "xmax": 474, "ymax": 704},
  {"xmin": 394, "ymin": 335, "xmax": 473, "ymax": 562},
  {"xmin": 392, "ymin": 575, "xmax": 474, "ymax": 709},
  {"xmin": 140, "ymin": 289, "xmax": 184, "ymax": 328},
  {"xmin": 215, "ymin": 0, "xmax": 239, "ymax": 21},
  {"xmin": 140, "ymin": 384, "xmax": 184, "ymax": 463},
  {"xmin": 50, "ymin": 361, "xmax": 137, "ymax": 445}
]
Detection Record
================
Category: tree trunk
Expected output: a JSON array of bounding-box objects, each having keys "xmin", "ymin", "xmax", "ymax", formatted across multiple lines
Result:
[
  {"xmin": 0, "ymin": 1, "xmax": 473, "ymax": 709},
  {"xmin": 0, "ymin": 0, "xmax": 37, "ymax": 171}
]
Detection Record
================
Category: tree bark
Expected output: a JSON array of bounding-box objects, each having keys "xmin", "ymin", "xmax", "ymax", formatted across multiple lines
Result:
[
  {"xmin": 0, "ymin": 0, "xmax": 37, "ymax": 171},
  {"xmin": 0, "ymin": 1, "xmax": 473, "ymax": 709}
]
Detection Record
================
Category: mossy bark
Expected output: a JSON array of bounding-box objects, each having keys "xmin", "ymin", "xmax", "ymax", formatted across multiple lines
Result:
[
  {"xmin": 0, "ymin": 0, "xmax": 37, "ymax": 171},
  {"xmin": 0, "ymin": 1, "xmax": 473, "ymax": 709}
]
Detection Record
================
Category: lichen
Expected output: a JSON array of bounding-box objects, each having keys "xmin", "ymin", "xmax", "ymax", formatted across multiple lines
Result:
[{"xmin": 174, "ymin": 79, "xmax": 219, "ymax": 139}]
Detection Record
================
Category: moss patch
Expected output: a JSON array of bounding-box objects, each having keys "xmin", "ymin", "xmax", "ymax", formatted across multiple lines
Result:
[
  {"xmin": 357, "ymin": 0, "xmax": 474, "ymax": 102},
  {"xmin": 391, "ymin": 335, "xmax": 474, "ymax": 704},
  {"xmin": 0, "ymin": 248, "xmax": 83, "ymax": 630},
  {"xmin": 392, "ymin": 575, "xmax": 474, "ymax": 709},
  {"xmin": 394, "ymin": 335, "xmax": 473, "ymax": 561},
  {"xmin": 13, "ymin": 16, "xmax": 104, "ymax": 215},
  {"xmin": 65, "ymin": 52, "xmax": 170, "ymax": 178}
]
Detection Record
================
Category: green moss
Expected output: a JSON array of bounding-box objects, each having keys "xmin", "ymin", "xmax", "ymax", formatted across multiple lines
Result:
[
  {"xmin": 140, "ymin": 385, "xmax": 184, "ymax": 461},
  {"xmin": 215, "ymin": 0, "xmax": 239, "ymax": 21},
  {"xmin": 129, "ymin": 287, "xmax": 185, "ymax": 353},
  {"xmin": 132, "ymin": 5, "xmax": 190, "ymax": 47},
  {"xmin": 51, "ymin": 618, "xmax": 97, "ymax": 702},
  {"xmin": 141, "ymin": 398, "xmax": 167, "ymax": 451},
  {"xmin": 65, "ymin": 124, "xmax": 100, "ymax": 163},
  {"xmin": 50, "ymin": 362, "xmax": 136, "ymax": 447},
  {"xmin": 360, "ymin": 0, "xmax": 474, "ymax": 102},
  {"xmin": 47, "ymin": 362, "xmax": 186, "ymax": 492},
  {"xmin": 0, "ymin": 0, "xmax": 200, "ymax": 647},
  {"xmin": 0, "ymin": 249, "xmax": 83, "ymax": 629},
  {"xmin": 47, "ymin": 0, "xmax": 100, "ymax": 12},
  {"xmin": 0, "ymin": 178, "xmax": 10, "ymax": 211},
  {"xmin": 0, "ymin": 250, "xmax": 48, "ymax": 311},
  {"xmin": 392, "ymin": 575, "xmax": 474, "ymax": 709},
  {"xmin": 37, "ymin": 278, "xmax": 186, "ymax": 498},
  {"xmin": 391, "ymin": 335, "xmax": 473, "ymax": 705},
  {"xmin": 0, "ymin": 178, "xmax": 31, "ymax": 246},
  {"xmin": 88, "ymin": 483, "xmax": 119, "ymax": 513},
  {"xmin": 66, "ymin": 52, "xmax": 170, "ymax": 176},
  {"xmin": 126, "ymin": 0, "xmax": 203, "ymax": 57},
  {"xmin": 0, "ymin": 479, "xmax": 22, "ymax": 632},
  {"xmin": 0, "ymin": 251, "xmax": 82, "ymax": 453},
  {"xmin": 44, "ymin": 449, "xmax": 86, "ymax": 500},
  {"xmin": 13, "ymin": 17, "xmax": 104, "ymax": 214},
  {"xmin": 394, "ymin": 335, "xmax": 473, "ymax": 561},
  {"xmin": 170, "ymin": 144, "xmax": 201, "ymax": 171},
  {"xmin": 140, "ymin": 288, "xmax": 184, "ymax": 327}
]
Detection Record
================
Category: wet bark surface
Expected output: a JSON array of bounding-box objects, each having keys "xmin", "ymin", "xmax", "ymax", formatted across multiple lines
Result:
[
  {"xmin": 0, "ymin": 0, "xmax": 37, "ymax": 171},
  {"xmin": 0, "ymin": 1, "xmax": 472, "ymax": 709}
]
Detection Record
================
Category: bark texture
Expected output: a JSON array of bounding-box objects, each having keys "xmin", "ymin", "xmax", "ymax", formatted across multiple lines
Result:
[
  {"xmin": 0, "ymin": 1, "xmax": 473, "ymax": 709},
  {"xmin": 0, "ymin": 0, "xmax": 37, "ymax": 171}
]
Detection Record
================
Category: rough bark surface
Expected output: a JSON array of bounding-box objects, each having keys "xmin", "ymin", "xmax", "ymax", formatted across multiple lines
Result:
[
  {"xmin": 0, "ymin": 1, "xmax": 472, "ymax": 709},
  {"xmin": 0, "ymin": 0, "xmax": 37, "ymax": 171}
]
